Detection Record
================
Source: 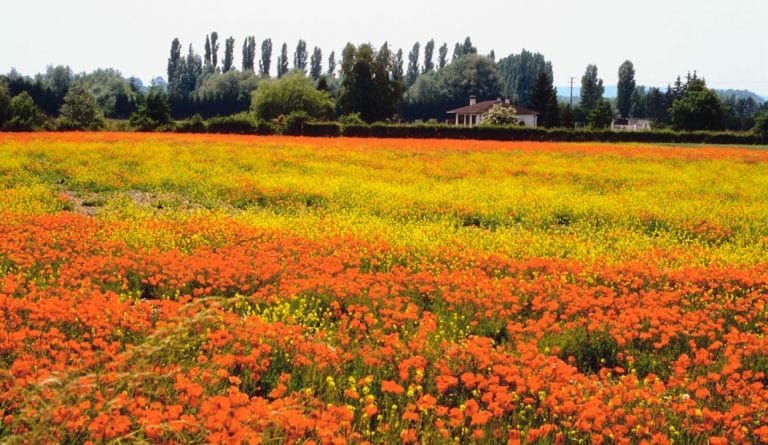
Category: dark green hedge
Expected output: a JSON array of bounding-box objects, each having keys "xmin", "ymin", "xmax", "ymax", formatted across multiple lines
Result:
[{"xmin": 168, "ymin": 117, "xmax": 763, "ymax": 146}]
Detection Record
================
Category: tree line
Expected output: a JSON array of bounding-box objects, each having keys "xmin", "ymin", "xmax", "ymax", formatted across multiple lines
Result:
[{"xmin": 1, "ymin": 33, "xmax": 767, "ymax": 134}]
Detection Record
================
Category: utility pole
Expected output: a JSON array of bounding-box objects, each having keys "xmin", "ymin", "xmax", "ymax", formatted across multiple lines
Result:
[{"xmin": 569, "ymin": 77, "xmax": 574, "ymax": 108}]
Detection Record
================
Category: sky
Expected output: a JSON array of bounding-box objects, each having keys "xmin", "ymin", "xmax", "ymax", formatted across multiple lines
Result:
[{"xmin": 2, "ymin": 0, "xmax": 767, "ymax": 96}]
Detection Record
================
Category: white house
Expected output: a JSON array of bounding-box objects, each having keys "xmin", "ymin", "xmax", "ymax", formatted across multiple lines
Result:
[
  {"xmin": 611, "ymin": 118, "xmax": 654, "ymax": 131},
  {"xmin": 446, "ymin": 96, "xmax": 539, "ymax": 127}
]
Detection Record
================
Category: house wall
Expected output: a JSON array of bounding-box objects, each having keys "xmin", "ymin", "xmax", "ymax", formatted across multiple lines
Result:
[{"xmin": 517, "ymin": 115, "xmax": 537, "ymax": 127}]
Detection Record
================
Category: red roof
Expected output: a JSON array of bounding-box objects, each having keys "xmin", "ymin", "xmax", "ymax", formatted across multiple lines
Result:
[{"xmin": 446, "ymin": 100, "xmax": 539, "ymax": 116}]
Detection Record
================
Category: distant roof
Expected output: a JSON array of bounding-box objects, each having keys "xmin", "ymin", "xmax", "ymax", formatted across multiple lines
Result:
[{"xmin": 446, "ymin": 100, "xmax": 540, "ymax": 115}]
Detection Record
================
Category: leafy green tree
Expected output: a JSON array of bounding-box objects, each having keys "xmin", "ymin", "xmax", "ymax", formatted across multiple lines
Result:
[
  {"xmin": 753, "ymin": 112, "xmax": 768, "ymax": 141},
  {"xmin": 277, "ymin": 43, "xmax": 289, "ymax": 78},
  {"xmin": 293, "ymin": 40, "xmax": 308, "ymax": 73},
  {"xmin": 0, "ymin": 80, "xmax": 10, "ymax": 126},
  {"xmin": 496, "ymin": 50, "xmax": 553, "ymax": 107},
  {"xmin": 588, "ymin": 98, "xmax": 613, "ymax": 128},
  {"xmin": 580, "ymin": 64, "xmax": 604, "ymax": 113},
  {"xmin": 210, "ymin": 32, "xmax": 220, "ymax": 70},
  {"xmin": 461, "ymin": 37, "xmax": 476, "ymax": 55},
  {"xmin": 645, "ymin": 87, "xmax": 667, "ymax": 122},
  {"xmin": 629, "ymin": 86, "xmax": 646, "ymax": 118},
  {"xmin": 242, "ymin": 36, "xmax": 256, "ymax": 72},
  {"xmin": 250, "ymin": 72, "xmax": 334, "ymax": 121},
  {"xmin": 479, "ymin": 103, "xmax": 517, "ymax": 126},
  {"xmin": 438, "ymin": 43, "xmax": 448, "ymax": 69},
  {"xmin": 42, "ymin": 65, "xmax": 73, "ymax": 100},
  {"xmin": 327, "ymin": 51, "xmax": 336, "ymax": 76},
  {"xmin": 58, "ymin": 81, "xmax": 105, "ymax": 130},
  {"xmin": 223, "ymin": 37, "xmax": 235, "ymax": 72},
  {"xmin": 259, "ymin": 39, "xmax": 273, "ymax": 77},
  {"xmin": 423, "ymin": 39, "xmax": 435, "ymax": 74},
  {"xmin": 310, "ymin": 47, "xmax": 323, "ymax": 80},
  {"xmin": 340, "ymin": 43, "xmax": 356, "ymax": 81},
  {"xmin": 403, "ymin": 54, "xmax": 502, "ymax": 120},
  {"xmin": 669, "ymin": 78, "xmax": 724, "ymax": 131},
  {"xmin": 559, "ymin": 103, "xmax": 575, "ymax": 128},
  {"xmin": 406, "ymin": 42, "xmax": 420, "ymax": 87},
  {"xmin": 4, "ymin": 92, "xmax": 44, "ymax": 131},
  {"xmin": 130, "ymin": 86, "xmax": 170, "ymax": 130},
  {"xmin": 617, "ymin": 60, "xmax": 635, "ymax": 117},
  {"xmin": 78, "ymin": 68, "xmax": 137, "ymax": 118}
]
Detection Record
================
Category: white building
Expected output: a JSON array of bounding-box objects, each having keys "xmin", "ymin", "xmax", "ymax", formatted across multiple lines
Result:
[{"xmin": 447, "ymin": 96, "xmax": 539, "ymax": 127}]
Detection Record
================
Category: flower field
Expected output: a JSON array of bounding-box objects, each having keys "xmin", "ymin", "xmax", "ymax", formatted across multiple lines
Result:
[{"xmin": 1, "ymin": 132, "xmax": 768, "ymax": 444}]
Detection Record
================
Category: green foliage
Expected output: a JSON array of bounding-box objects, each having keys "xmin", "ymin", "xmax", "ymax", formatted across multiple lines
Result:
[
  {"xmin": 588, "ymin": 99, "xmax": 613, "ymax": 129},
  {"xmin": 206, "ymin": 112, "xmax": 257, "ymax": 134},
  {"xmin": 250, "ymin": 72, "xmax": 335, "ymax": 121},
  {"xmin": 176, "ymin": 114, "xmax": 206, "ymax": 133},
  {"xmin": 406, "ymin": 42, "xmax": 420, "ymax": 87},
  {"xmin": 478, "ymin": 104, "xmax": 518, "ymax": 126},
  {"xmin": 423, "ymin": 39, "xmax": 435, "ymax": 74},
  {"xmin": 77, "ymin": 68, "xmax": 138, "ymax": 118},
  {"xmin": 496, "ymin": 49, "xmax": 553, "ymax": 107},
  {"xmin": 617, "ymin": 60, "xmax": 636, "ymax": 117},
  {"xmin": 752, "ymin": 112, "xmax": 768, "ymax": 141},
  {"xmin": 4, "ymin": 92, "xmax": 45, "ymax": 131},
  {"xmin": 629, "ymin": 86, "xmax": 647, "ymax": 118},
  {"xmin": 282, "ymin": 110, "xmax": 312, "ymax": 135},
  {"xmin": 338, "ymin": 43, "xmax": 404, "ymax": 123},
  {"xmin": 310, "ymin": 47, "xmax": 323, "ymax": 80},
  {"xmin": 242, "ymin": 36, "xmax": 256, "ymax": 72},
  {"xmin": 669, "ymin": 79, "xmax": 725, "ymax": 131},
  {"xmin": 327, "ymin": 51, "xmax": 336, "ymax": 77},
  {"xmin": 130, "ymin": 86, "xmax": 170, "ymax": 130},
  {"xmin": 259, "ymin": 39, "xmax": 273, "ymax": 77},
  {"xmin": 338, "ymin": 112, "xmax": 365, "ymax": 126},
  {"xmin": 293, "ymin": 40, "xmax": 308, "ymax": 73},
  {"xmin": 0, "ymin": 79, "xmax": 10, "ymax": 126},
  {"xmin": 277, "ymin": 43, "xmax": 289, "ymax": 78},
  {"xmin": 437, "ymin": 43, "xmax": 448, "ymax": 70},
  {"xmin": 195, "ymin": 70, "xmax": 260, "ymax": 103},
  {"xmin": 528, "ymin": 71, "xmax": 559, "ymax": 127},
  {"xmin": 223, "ymin": 37, "xmax": 235, "ymax": 72},
  {"xmin": 57, "ymin": 81, "xmax": 105, "ymax": 130},
  {"xmin": 403, "ymin": 54, "xmax": 501, "ymax": 120},
  {"xmin": 580, "ymin": 64, "xmax": 604, "ymax": 113}
]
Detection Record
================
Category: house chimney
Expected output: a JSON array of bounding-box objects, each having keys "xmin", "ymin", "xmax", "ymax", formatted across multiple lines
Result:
[
  {"xmin": 469, "ymin": 95, "xmax": 477, "ymax": 106},
  {"xmin": 504, "ymin": 98, "xmax": 510, "ymax": 105}
]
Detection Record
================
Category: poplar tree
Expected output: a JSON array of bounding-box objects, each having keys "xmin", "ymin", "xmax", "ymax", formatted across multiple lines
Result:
[
  {"xmin": 223, "ymin": 37, "xmax": 235, "ymax": 72},
  {"xmin": 242, "ymin": 36, "xmax": 256, "ymax": 71},
  {"xmin": 259, "ymin": 39, "xmax": 273, "ymax": 77},
  {"xmin": 310, "ymin": 47, "xmax": 323, "ymax": 80},
  {"xmin": 423, "ymin": 39, "xmax": 435, "ymax": 73},
  {"xmin": 293, "ymin": 40, "xmax": 308, "ymax": 73},
  {"xmin": 406, "ymin": 42, "xmax": 420, "ymax": 87},
  {"xmin": 580, "ymin": 64, "xmax": 604, "ymax": 113},
  {"xmin": 277, "ymin": 43, "xmax": 289, "ymax": 78},
  {"xmin": 617, "ymin": 60, "xmax": 636, "ymax": 117},
  {"xmin": 327, "ymin": 51, "xmax": 336, "ymax": 76},
  {"xmin": 438, "ymin": 43, "xmax": 448, "ymax": 69},
  {"xmin": 210, "ymin": 32, "xmax": 220, "ymax": 69}
]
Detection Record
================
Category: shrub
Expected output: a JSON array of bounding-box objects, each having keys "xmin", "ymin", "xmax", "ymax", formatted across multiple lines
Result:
[
  {"xmin": 338, "ymin": 113, "xmax": 366, "ymax": 127},
  {"xmin": 250, "ymin": 72, "xmax": 335, "ymax": 122},
  {"xmin": 176, "ymin": 114, "xmax": 206, "ymax": 133},
  {"xmin": 206, "ymin": 113, "xmax": 257, "ymax": 134},
  {"xmin": 753, "ymin": 112, "xmax": 768, "ymax": 142},
  {"xmin": 282, "ymin": 111, "xmax": 311, "ymax": 135},
  {"xmin": 478, "ymin": 104, "xmax": 518, "ymax": 127},
  {"xmin": 3, "ymin": 92, "xmax": 45, "ymax": 131}
]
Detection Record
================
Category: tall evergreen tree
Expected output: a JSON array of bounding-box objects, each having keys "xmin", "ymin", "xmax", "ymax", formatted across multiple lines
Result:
[
  {"xmin": 310, "ymin": 47, "xmax": 323, "ymax": 80},
  {"xmin": 406, "ymin": 42, "xmax": 420, "ymax": 87},
  {"xmin": 223, "ymin": 37, "xmax": 235, "ymax": 72},
  {"xmin": 242, "ymin": 36, "xmax": 256, "ymax": 72},
  {"xmin": 580, "ymin": 64, "xmax": 604, "ymax": 113},
  {"xmin": 528, "ymin": 71, "xmax": 559, "ymax": 127},
  {"xmin": 617, "ymin": 60, "xmax": 636, "ymax": 117},
  {"xmin": 645, "ymin": 87, "xmax": 667, "ymax": 122},
  {"xmin": 327, "ymin": 51, "xmax": 336, "ymax": 76},
  {"xmin": 629, "ymin": 86, "xmax": 646, "ymax": 118},
  {"xmin": 277, "ymin": 43, "xmax": 289, "ymax": 78},
  {"xmin": 259, "ymin": 39, "xmax": 273, "ymax": 77},
  {"xmin": 423, "ymin": 39, "xmax": 435, "ymax": 74},
  {"xmin": 461, "ymin": 37, "xmax": 476, "ymax": 55},
  {"xmin": 438, "ymin": 43, "xmax": 448, "ymax": 69},
  {"xmin": 293, "ymin": 40, "xmax": 308, "ymax": 73},
  {"xmin": 210, "ymin": 32, "xmax": 220, "ymax": 70}
]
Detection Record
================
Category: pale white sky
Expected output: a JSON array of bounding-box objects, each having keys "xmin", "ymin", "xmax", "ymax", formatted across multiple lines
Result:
[{"xmin": 2, "ymin": 0, "xmax": 767, "ymax": 95}]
